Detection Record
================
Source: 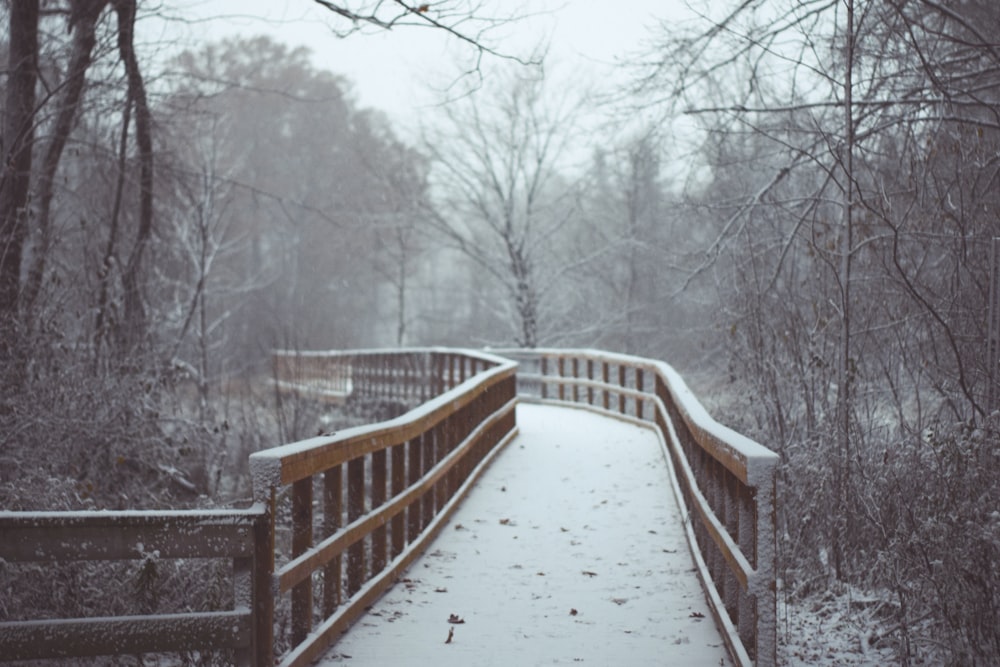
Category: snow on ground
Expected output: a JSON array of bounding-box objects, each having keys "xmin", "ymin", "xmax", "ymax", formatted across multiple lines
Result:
[
  {"xmin": 318, "ymin": 403, "xmax": 731, "ymax": 667},
  {"xmin": 778, "ymin": 587, "xmax": 898, "ymax": 666}
]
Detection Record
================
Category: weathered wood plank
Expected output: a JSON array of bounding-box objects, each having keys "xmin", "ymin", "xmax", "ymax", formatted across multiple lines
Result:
[
  {"xmin": 0, "ymin": 611, "xmax": 250, "ymax": 660},
  {"xmin": 0, "ymin": 510, "xmax": 259, "ymax": 562}
]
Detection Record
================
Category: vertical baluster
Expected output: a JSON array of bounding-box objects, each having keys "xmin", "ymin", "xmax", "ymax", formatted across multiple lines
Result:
[
  {"xmin": 422, "ymin": 427, "xmax": 436, "ymax": 526},
  {"xmin": 572, "ymin": 357, "xmax": 579, "ymax": 402},
  {"xmin": 541, "ymin": 356, "xmax": 549, "ymax": 400},
  {"xmin": 291, "ymin": 477, "xmax": 313, "ymax": 645},
  {"xmin": 586, "ymin": 359, "xmax": 594, "ymax": 405},
  {"xmin": 346, "ymin": 458, "xmax": 366, "ymax": 596},
  {"xmin": 253, "ymin": 502, "xmax": 275, "ymax": 667},
  {"xmin": 602, "ymin": 361, "xmax": 610, "ymax": 410},
  {"xmin": 407, "ymin": 436, "xmax": 423, "ymax": 542},
  {"xmin": 636, "ymin": 368, "xmax": 645, "ymax": 419},
  {"xmin": 391, "ymin": 444, "xmax": 406, "ymax": 558},
  {"xmin": 558, "ymin": 357, "xmax": 565, "ymax": 401},
  {"xmin": 618, "ymin": 365, "xmax": 627, "ymax": 414},
  {"xmin": 371, "ymin": 449, "xmax": 387, "ymax": 575},
  {"xmin": 323, "ymin": 465, "xmax": 342, "ymax": 618}
]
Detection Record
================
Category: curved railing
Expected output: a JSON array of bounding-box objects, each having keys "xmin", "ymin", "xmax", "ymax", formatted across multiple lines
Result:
[
  {"xmin": 0, "ymin": 347, "xmax": 775, "ymax": 667},
  {"xmin": 0, "ymin": 348, "xmax": 517, "ymax": 667},
  {"xmin": 253, "ymin": 348, "xmax": 518, "ymax": 667},
  {"xmin": 494, "ymin": 348, "xmax": 778, "ymax": 667}
]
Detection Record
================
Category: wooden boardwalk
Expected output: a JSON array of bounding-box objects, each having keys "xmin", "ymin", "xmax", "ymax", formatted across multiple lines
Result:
[{"xmin": 317, "ymin": 403, "xmax": 731, "ymax": 666}]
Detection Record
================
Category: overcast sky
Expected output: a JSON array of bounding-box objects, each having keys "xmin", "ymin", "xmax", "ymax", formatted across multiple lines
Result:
[{"xmin": 142, "ymin": 1, "xmax": 691, "ymax": 125}]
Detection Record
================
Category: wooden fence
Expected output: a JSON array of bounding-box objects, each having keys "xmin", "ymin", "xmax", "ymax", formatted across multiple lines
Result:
[
  {"xmin": 0, "ymin": 348, "xmax": 517, "ymax": 667},
  {"xmin": 0, "ymin": 508, "xmax": 272, "ymax": 666},
  {"xmin": 251, "ymin": 349, "xmax": 518, "ymax": 667},
  {"xmin": 495, "ymin": 348, "xmax": 779, "ymax": 667},
  {"xmin": 0, "ymin": 347, "xmax": 775, "ymax": 667}
]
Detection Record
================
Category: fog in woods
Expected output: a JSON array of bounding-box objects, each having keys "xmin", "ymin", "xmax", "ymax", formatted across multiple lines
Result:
[{"xmin": 2, "ymin": 1, "xmax": 999, "ymax": 664}]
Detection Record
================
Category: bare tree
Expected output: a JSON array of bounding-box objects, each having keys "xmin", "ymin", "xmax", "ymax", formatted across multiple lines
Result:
[
  {"xmin": 310, "ymin": 0, "xmax": 533, "ymax": 66},
  {"xmin": 0, "ymin": 0, "xmax": 40, "ymax": 352},
  {"xmin": 423, "ymin": 65, "xmax": 585, "ymax": 347},
  {"xmin": 635, "ymin": 1, "xmax": 1000, "ymax": 660}
]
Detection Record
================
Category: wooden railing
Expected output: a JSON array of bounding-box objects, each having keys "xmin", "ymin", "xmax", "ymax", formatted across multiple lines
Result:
[
  {"xmin": 271, "ymin": 348, "xmax": 498, "ymax": 405},
  {"xmin": 0, "ymin": 348, "xmax": 517, "ymax": 667},
  {"xmin": 0, "ymin": 508, "xmax": 272, "ymax": 666},
  {"xmin": 494, "ymin": 348, "xmax": 779, "ymax": 667},
  {"xmin": 0, "ymin": 347, "xmax": 775, "ymax": 667},
  {"xmin": 251, "ymin": 348, "xmax": 518, "ymax": 667}
]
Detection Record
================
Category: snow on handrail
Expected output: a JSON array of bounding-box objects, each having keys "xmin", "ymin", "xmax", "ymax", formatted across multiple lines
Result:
[
  {"xmin": 491, "ymin": 347, "xmax": 778, "ymax": 667},
  {"xmin": 253, "ymin": 348, "xmax": 519, "ymax": 667}
]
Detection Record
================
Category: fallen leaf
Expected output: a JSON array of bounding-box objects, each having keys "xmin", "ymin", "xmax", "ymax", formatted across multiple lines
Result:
[
  {"xmin": 448, "ymin": 613, "xmax": 465, "ymax": 624},
  {"xmin": 570, "ymin": 608, "xmax": 578, "ymax": 616},
  {"xmin": 445, "ymin": 626, "xmax": 454, "ymax": 644},
  {"xmin": 499, "ymin": 518, "xmax": 512, "ymax": 525},
  {"xmin": 690, "ymin": 611, "xmax": 705, "ymax": 619},
  {"xmin": 434, "ymin": 587, "xmax": 448, "ymax": 593},
  {"xmin": 582, "ymin": 570, "xmax": 598, "ymax": 577},
  {"xmin": 612, "ymin": 598, "xmax": 628, "ymax": 605}
]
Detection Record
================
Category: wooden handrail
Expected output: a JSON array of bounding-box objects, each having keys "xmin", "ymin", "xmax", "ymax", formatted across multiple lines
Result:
[
  {"xmin": 0, "ymin": 346, "xmax": 775, "ymax": 667},
  {"xmin": 492, "ymin": 348, "xmax": 779, "ymax": 667},
  {"xmin": 251, "ymin": 349, "xmax": 519, "ymax": 667},
  {"xmin": 0, "ymin": 508, "xmax": 273, "ymax": 666}
]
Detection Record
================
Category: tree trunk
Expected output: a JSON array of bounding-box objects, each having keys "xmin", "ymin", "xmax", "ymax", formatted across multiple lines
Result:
[
  {"xmin": 832, "ymin": 0, "xmax": 856, "ymax": 582},
  {"xmin": 114, "ymin": 0, "xmax": 154, "ymax": 351},
  {"xmin": 23, "ymin": 0, "xmax": 107, "ymax": 321},
  {"xmin": 0, "ymin": 0, "xmax": 40, "ymax": 348}
]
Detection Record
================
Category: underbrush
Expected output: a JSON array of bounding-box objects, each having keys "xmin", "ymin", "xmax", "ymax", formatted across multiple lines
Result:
[
  {"xmin": 772, "ymin": 417, "xmax": 1000, "ymax": 666},
  {"xmin": 0, "ymin": 344, "xmax": 419, "ymax": 665}
]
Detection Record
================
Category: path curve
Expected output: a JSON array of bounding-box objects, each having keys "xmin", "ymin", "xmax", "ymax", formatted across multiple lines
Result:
[{"xmin": 318, "ymin": 403, "xmax": 731, "ymax": 666}]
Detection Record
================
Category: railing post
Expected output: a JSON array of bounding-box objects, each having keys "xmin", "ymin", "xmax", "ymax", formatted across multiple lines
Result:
[
  {"xmin": 347, "ymin": 458, "xmax": 366, "ymax": 596},
  {"xmin": 254, "ymin": 502, "xmax": 275, "ymax": 667},
  {"xmin": 391, "ymin": 443, "xmax": 406, "ymax": 558},
  {"xmin": 602, "ymin": 361, "xmax": 610, "ymax": 410},
  {"xmin": 586, "ymin": 358, "xmax": 594, "ymax": 405},
  {"xmin": 541, "ymin": 356, "xmax": 549, "ymax": 399},
  {"xmin": 371, "ymin": 449, "xmax": 388, "ymax": 575},
  {"xmin": 571, "ymin": 358, "xmax": 579, "ymax": 402},
  {"xmin": 618, "ymin": 365, "xmax": 626, "ymax": 414},
  {"xmin": 323, "ymin": 466, "xmax": 343, "ymax": 617},
  {"xmin": 291, "ymin": 477, "xmax": 313, "ymax": 646},
  {"xmin": 756, "ymin": 474, "xmax": 778, "ymax": 667},
  {"xmin": 558, "ymin": 356, "xmax": 565, "ymax": 401},
  {"xmin": 422, "ymin": 428, "xmax": 436, "ymax": 526},
  {"xmin": 408, "ymin": 435, "xmax": 423, "ymax": 541},
  {"xmin": 636, "ymin": 368, "xmax": 645, "ymax": 419}
]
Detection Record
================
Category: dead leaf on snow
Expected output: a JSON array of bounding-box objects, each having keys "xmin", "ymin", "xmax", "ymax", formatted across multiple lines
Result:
[
  {"xmin": 445, "ymin": 626, "xmax": 454, "ymax": 644},
  {"xmin": 690, "ymin": 611, "xmax": 705, "ymax": 619},
  {"xmin": 448, "ymin": 613, "xmax": 465, "ymax": 624},
  {"xmin": 570, "ymin": 608, "xmax": 578, "ymax": 616},
  {"xmin": 434, "ymin": 587, "xmax": 448, "ymax": 593},
  {"xmin": 582, "ymin": 570, "xmax": 598, "ymax": 577},
  {"xmin": 612, "ymin": 598, "xmax": 628, "ymax": 605}
]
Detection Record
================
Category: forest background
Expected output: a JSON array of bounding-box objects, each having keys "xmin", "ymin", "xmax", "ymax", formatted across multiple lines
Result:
[{"xmin": 1, "ymin": 1, "xmax": 998, "ymax": 665}]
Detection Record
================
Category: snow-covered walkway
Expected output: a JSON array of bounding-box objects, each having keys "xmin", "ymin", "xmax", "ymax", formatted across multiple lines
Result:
[{"xmin": 317, "ymin": 403, "xmax": 731, "ymax": 667}]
